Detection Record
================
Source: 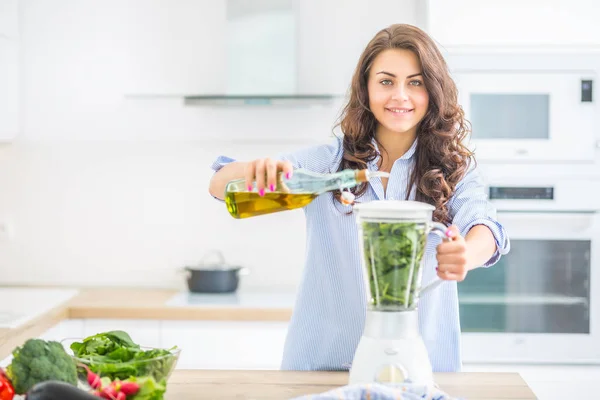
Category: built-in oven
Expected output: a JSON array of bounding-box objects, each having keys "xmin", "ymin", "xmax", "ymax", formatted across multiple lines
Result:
[
  {"xmin": 447, "ymin": 52, "xmax": 599, "ymax": 163},
  {"xmin": 458, "ymin": 179, "xmax": 600, "ymax": 364}
]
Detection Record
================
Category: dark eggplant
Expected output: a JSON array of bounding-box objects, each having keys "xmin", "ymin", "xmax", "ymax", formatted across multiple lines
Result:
[{"xmin": 25, "ymin": 381, "xmax": 99, "ymax": 400}]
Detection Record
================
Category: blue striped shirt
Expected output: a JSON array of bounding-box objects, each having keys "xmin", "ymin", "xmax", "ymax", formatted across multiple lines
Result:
[{"xmin": 211, "ymin": 136, "xmax": 510, "ymax": 372}]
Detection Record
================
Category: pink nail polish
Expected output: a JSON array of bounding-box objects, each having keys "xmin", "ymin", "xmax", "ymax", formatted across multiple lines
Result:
[
  {"xmin": 269, "ymin": 184, "xmax": 275, "ymax": 192},
  {"xmin": 285, "ymin": 172, "xmax": 291, "ymax": 180},
  {"xmin": 247, "ymin": 185, "xmax": 253, "ymax": 192},
  {"xmin": 259, "ymin": 188, "xmax": 265, "ymax": 197},
  {"xmin": 445, "ymin": 228, "xmax": 453, "ymax": 237},
  {"xmin": 435, "ymin": 267, "xmax": 439, "ymax": 271}
]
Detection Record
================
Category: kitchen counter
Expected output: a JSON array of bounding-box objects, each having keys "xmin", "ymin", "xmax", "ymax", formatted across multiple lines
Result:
[
  {"xmin": 0, "ymin": 288, "xmax": 538, "ymax": 399},
  {"xmin": 164, "ymin": 370, "xmax": 537, "ymax": 399},
  {"xmin": 0, "ymin": 287, "xmax": 293, "ymax": 360},
  {"xmin": 67, "ymin": 288, "xmax": 294, "ymax": 321}
]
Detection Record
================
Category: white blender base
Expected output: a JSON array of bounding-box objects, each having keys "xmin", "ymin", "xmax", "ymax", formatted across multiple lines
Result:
[{"xmin": 348, "ymin": 334, "xmax": 434, "ymax": 386}]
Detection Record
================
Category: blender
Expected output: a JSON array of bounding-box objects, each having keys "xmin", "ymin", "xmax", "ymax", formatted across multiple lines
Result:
[{"xmin": 348, "ymin": 200, "xmax": 451, "ymax": 387}]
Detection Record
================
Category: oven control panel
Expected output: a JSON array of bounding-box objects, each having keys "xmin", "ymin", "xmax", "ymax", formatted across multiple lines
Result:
[{"xmin": 489, "ymin": 186, "xmax": 554, "ymax": 200}]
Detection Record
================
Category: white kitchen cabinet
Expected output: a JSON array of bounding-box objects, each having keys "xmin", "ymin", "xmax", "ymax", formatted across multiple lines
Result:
[
  {"xmin": 123, "ymin": 0, "xmax": 421, "ymax": 97},
  {"xmin": 296, "ymin": 0, "xmax": 420, "ymax": 95},
  {"xmin": 161, "ymin": 320, "xmax": 288, "ymax": 370},
  {"xmin": 427, "ymin": 0, "xmax": 600, "ymax": 48},
  {"xmin": 32, "ymin": 318, "xmax": 289, "ymax": 370},
  {"xmin": 0, "ymin": 0, "xmax": 19, "ymax": 39},
  {"xmin": 0, "ymin": 38, "xmax": 18, "ymax": 141},
  {"xmin": 122, "ymin": 0, "xmax": 226, "ymax": 95},
  {"xmin": 38, "ymin": 319, "xmax": 85, "ymax": 341},
  {"xmin": 83, "ymin": 319, "xmax": 162, "ymax": 348}
]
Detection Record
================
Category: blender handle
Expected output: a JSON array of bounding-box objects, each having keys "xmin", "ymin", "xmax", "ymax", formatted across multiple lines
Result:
[{"xmin": 419, "ymin": 222, "xmax": 453, "ymax": 296}]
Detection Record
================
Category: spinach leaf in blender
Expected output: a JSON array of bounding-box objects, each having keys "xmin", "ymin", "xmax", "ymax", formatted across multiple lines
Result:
[{"xmin": 362, "ymin": 221, "xmax": 426, "ymax": 309}]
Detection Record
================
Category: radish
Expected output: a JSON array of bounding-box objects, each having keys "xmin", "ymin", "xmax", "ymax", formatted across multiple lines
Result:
[
  {"xmin": 99, "ymin": 385, "xmax": 117, "ymax": 399},
  {"xmin": 79, "ymin": 364, "xmax": 102, "ymax": 390},
  {"xmin": 117, "ymin": 382, "xmax": 139, "ymax": 395}
]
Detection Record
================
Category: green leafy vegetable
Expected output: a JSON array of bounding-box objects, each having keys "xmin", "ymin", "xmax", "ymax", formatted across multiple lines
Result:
[
  {"xmin": 70, "ymin": 331, "xmax": 177, "ymax": 382},
  {"xmin": 6, "ymin": 338, "xmax": 77, "ymax": 394},
  {"xmin": 362, "ymin": 221, "xmax": 427, "ymax": 309},
  {"xmin": 97, "ymin": 375, "xmax": 167, "ymax": 400},
  {"xmin": 128, "ymin": 376, "xmax": 167, "ymax": 400}
]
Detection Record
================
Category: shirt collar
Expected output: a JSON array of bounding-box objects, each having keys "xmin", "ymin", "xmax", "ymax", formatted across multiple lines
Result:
[{"xmin": 368, "ymin": 137, "xmax": 418, "ymax": 170}]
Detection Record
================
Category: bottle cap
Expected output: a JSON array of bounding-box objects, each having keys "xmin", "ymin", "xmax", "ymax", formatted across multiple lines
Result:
[{"xmin": 356, "ymin": 170, "xmax": 369, "ymax": 182}]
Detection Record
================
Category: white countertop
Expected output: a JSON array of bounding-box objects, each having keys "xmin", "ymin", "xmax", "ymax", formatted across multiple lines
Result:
[
  {"xmin": 165, "ymin": 290, "xmax": 297, "ymax": 309},
  {"xmin": 0, "ymin": 287, "xmax": 79, "ymax": 328}
]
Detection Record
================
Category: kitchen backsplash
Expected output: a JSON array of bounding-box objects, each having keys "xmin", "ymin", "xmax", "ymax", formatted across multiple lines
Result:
[
  {"xmin": 0, "ymin": 0, "xmax": 348, "ymax": 290},
  {"xmin": 0, "ymin": 140, "xmax": 323, "ymax": 290}
]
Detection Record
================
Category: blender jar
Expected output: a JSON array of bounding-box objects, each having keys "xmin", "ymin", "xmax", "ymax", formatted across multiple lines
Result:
[{"xmin": 354, "ymin": 200, "xmax": 450, "ymax": 311}]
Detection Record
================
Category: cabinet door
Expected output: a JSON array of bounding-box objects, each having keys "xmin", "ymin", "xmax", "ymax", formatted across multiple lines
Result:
[
  {"xmin": 297, "ymin": 0, "xmax": 420, "ymax": 95},
  {"xmin": 38, "ymin": 319, "xmax": 86, "ymax": 342},
  {"xmin": 0, "ymin": 38, "xmax": 18, "ymax": 141},
  {"xmin": 428, "ymin": 0, "xmax": 600, "ymax": 48},
  {"xmin": 123, "ymin": 0, "xmax": 226, "ymax": 95},
  {"xmin": 83, "ymin": 319, "xmax": 161, "ymax": 348},
  {"xmin": 0, "ymin": 0, "xmax": 18, "ymax": 39},
  {"xmin": 161, "ymin": 321, "xmax": 288, "ymax": 370}
]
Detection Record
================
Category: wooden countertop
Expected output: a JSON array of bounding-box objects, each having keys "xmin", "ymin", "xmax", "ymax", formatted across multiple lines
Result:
[
  {"xmin": 67, "ymin": 288, "xmax": 293, "ymax": 321},
  {"xmin": 165, "ymin": 370, "xmax": 538, "ymax": 399}
]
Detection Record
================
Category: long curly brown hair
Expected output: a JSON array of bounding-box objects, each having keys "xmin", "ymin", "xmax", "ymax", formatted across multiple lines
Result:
[{"xmin": 333, "ymin": 24, "xmax": 474, "ymax": 224}]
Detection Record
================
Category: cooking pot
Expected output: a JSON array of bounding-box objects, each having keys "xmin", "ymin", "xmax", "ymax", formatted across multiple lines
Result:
[{"xmin": 184, "ymin": 250, "xmax": 249, "ymax": 293}]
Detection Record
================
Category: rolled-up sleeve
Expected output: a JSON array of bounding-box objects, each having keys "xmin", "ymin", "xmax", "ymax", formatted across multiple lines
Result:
[
  {"xmin": 211, "ymin": 155, "xmax": 237, "ymax": 173},
  {"xmin": 208, "ymin": 156, "xmax": 237, "ymax": 202},
  {"xmin": 448, "ymin": 163, "xmax": 510, "ymax": 267}
]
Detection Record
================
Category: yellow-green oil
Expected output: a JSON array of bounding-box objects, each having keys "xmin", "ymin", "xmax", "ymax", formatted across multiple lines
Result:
[{"xmin": 225, "ymin": 191, "xmax": 317, "ymax": 219}]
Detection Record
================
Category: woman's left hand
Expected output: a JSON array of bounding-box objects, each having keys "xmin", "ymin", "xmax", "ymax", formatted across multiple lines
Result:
[{"xmin": 436, "ymin": 225, "xmax": 469, "ymax": 282}]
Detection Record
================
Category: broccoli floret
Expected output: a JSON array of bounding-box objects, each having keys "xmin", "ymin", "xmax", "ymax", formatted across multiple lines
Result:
[{"xmin": 6, "ymin": 338, "xmax": 77, "ymax": 394}]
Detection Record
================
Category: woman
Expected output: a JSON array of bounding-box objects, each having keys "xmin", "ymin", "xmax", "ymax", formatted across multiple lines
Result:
[{"xmin": 208, "ymin": 24, "xmax": 510, "ymax": 372}]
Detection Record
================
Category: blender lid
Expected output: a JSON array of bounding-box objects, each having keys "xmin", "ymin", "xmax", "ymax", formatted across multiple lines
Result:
[{"xmin": 353, "ymin": 200, "xmax": 434, "ymax": 220}]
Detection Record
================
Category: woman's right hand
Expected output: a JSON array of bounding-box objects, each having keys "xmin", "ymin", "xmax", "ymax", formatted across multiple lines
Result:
[{"xmin": 245, "ymin": 158, "xmax": 294, "ymax": 196}]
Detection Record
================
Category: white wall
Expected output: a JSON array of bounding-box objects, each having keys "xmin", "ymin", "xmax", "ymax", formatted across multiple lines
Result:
[
  {"xmin": 0, "ymin": 140, "xmax": 314, "ymax": 290},
  {"xmin": 0, "ymin": 0, "xmax": 420, "ymax": 290}
]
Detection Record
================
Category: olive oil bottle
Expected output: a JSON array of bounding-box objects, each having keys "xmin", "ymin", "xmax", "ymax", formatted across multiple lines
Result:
[{"xmin": 224, "ymin": 168, "xmax": 390, "ymax": 219}]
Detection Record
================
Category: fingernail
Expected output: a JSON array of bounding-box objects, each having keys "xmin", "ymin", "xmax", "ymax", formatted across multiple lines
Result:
[
  {"xmin": 445, "ymin": 228, "xmax": 453, "ymax": 237},
  {"xmin": 435, "ymin": 267, "xmax": 439, "ymax": 271},
  {"xmin": 269, "ymin": 184, "xmax": 275, "ymax": 192},
  {"xmin": 259, "ymin": 188, "xmax": 265, "ymax": 197},
  {"xmin": 285, "ymin": 172, "xmax": 291, "ymax": 180},
  {"xmin": 247, "ymin": 185, "xmax": 253, "ymax": 192}
]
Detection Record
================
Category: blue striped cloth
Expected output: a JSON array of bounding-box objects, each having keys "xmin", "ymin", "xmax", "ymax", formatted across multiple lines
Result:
[
  {"xmin": 291, "ymin": 381, "xmax": 462, "ymax": 400},
  {"xmin": 211, "ymin": 135, "xmax": 510, "ymax": 373}
]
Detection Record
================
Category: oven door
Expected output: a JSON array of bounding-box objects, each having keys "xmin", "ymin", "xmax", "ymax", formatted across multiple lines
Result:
[
  {"xmin": 458, "ymin": 211, "xmax": 600, "ymax": 363},
  {"xmin": 453, "ymin": 71, "xmax": 596, "ymax": 163}
]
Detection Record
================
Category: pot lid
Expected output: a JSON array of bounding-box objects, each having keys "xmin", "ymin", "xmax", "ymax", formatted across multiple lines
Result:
[{"xmin": 186, "ymin": 250, "xmax": 239, "ymax": 270}]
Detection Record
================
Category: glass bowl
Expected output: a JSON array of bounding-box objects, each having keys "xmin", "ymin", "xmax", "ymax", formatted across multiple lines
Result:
[{"xmin": 60, "ymin": 338, "xmax": 181, "ymax": 387}]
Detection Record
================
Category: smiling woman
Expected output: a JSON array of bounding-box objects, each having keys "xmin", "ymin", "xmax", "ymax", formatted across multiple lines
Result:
[{"xmin": 208, "ymin": 23, "xmax": 509, "ymax": 374}]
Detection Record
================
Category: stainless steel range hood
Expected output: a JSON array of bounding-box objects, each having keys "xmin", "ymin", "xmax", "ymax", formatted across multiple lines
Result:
[{"xmin": 184, "ymin": 0, "xmax": 337, "ymax": 106}]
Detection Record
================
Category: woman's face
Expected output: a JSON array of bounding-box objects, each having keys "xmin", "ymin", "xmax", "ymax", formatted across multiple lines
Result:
[{"xmin": 367, "ymin": 48, "xmax": 429, "ymax": 138}]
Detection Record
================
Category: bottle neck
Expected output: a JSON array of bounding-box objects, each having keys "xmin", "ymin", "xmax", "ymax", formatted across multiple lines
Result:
[
  {"xmin": 275, "ymin": 168, "xmax": 368, "ymax": 195},
  {"xmin": 313, "ymin": 169, "xmax": 360, "ymax": 194}
]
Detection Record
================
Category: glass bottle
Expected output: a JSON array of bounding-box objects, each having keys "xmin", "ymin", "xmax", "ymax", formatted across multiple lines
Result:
[{"xmin": 224, "ymin": 168, "xmax": 390, "ymax": 219}]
